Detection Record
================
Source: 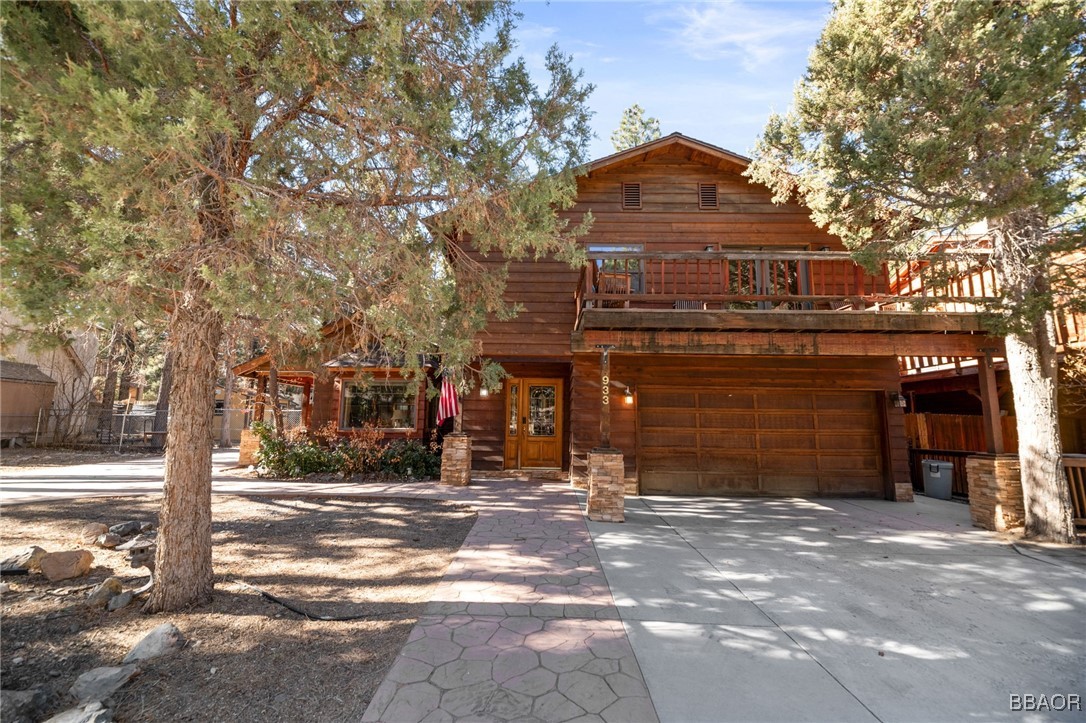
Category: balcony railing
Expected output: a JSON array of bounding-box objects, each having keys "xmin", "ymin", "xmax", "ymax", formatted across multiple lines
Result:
[{"xmin": 581, "ymin": 250, "xmax": 998, "ymax": 313}]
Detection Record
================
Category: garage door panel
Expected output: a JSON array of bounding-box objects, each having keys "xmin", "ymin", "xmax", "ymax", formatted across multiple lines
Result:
[
  {"xmin": 641, "ymin": 409, "xmax": 697, "ymax": 427},
  {"xmin": 641, "ymin": 429, "xmax": 697, "ymax": 447},
  {"xmin": 698, "ymin": 392, "xmax": 756, "ymax": 409},
  {"xmin": 756, "ymin": 413, "xmax": 815, "ymax": 431},
  {"xmin": 760, "ymin": 475, "xmax": 820, "ymax": 495},
  {"xmin": 698, "ymin": 474, "xmax": 759, "ymax": 493},
  {"xmin": 638, "ymin": 387, "xmax": 884, "ymax": 497},
  {"xmin": 698, "ymin": 432, "xmax": 757, "ymax": 449},
  {"xmin": 698, "ymin": 451, "xmax": 759, "ymax": 471},
  {"xmin": 700, "ymin": 412, "xmax": 757, "ymax": 428}
]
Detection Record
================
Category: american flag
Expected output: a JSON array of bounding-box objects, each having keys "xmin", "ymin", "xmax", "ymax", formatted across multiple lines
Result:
[{"xmin": 437, "ymin": 374, "xmax": 460, "ymax": 425}]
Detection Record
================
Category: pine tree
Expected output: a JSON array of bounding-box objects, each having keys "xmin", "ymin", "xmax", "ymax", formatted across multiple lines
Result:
[
  {"xmin": 747, "ymin": 0, "xmax": 1085, "ymax": 542},
  {"xmin": 2, "ymin": 0, "xmax": 593, "ymax": 609},
  {"xmin": 610, "ymin": 104, "xmax": 661, "ymax": 151}
]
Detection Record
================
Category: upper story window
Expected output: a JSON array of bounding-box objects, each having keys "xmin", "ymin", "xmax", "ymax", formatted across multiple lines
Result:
[
  {"xmin": 621, "ymin": 182, "xmax": 642, "ymax": 210},
  {"xmin": 698, "ymin": 183, "xmax": 719, "ymax": 210},
  {"xmin": 341, "ymin": 380, "xmax": 416, "ymax": 430}
]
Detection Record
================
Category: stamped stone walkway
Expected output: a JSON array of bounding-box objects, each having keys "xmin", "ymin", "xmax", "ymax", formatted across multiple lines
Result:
[{"xmin": 359, "ymin": 480, "xmax": 658, "ymax": 723}]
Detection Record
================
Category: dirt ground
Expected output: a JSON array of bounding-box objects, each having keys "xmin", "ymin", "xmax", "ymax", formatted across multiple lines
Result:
[
  {"xmin": 0, "ymin": 493, "xmax": 477, "ymax": 722},
  {"xmin": 0, "ymin": 446, "xmax": 166, "ymax": 469}
]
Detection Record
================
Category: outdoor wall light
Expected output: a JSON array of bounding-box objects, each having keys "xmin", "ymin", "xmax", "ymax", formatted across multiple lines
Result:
[
  {"xmin": 890, "ymin": 392, "xmax": 907, "ymax": 408},
  {"xmin": 623, "ymin": 387, "xmax": 634, "ymax": 405},
  {"xmin": 479, "ymin": 387, "xmax": 490, "ymax": 398}
]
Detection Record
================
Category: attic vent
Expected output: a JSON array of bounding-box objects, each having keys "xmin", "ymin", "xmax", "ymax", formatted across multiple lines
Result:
[
  {"xmin": 699, "ymin": 183, "xmax": 719, "ymax": 210},
  {"xmin": 621, "ymin": 182, "xmax": 642, "ymax": 210}
]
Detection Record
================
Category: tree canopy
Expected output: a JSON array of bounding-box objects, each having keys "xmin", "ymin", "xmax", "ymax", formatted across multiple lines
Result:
[
  {"xmin": 748, "ymin": 0, "xmax": 1085, "ymax": 541},
  {"xmin": 610, "ymin": 104, "xmax": 661, "ymax": 151},
  {"xmin": 1, "ymin": 0, "xmax": 593, "ymax": 608}
]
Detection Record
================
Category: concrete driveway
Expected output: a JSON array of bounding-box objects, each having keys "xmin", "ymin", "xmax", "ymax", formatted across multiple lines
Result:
[{"xmin": 587, "ymin": 496, "xmax": 1086, "ymax": 723}]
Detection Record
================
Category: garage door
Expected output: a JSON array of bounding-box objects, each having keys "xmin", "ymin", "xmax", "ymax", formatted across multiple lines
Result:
[{"xmin": 639, "ymin": 388, "xmax": 884, "ymax": 496}]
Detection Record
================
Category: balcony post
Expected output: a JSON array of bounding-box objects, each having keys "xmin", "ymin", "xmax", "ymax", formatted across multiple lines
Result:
[{"xmin": 978, "ymin": 350, "xmax": 1005, "ymax": 454}]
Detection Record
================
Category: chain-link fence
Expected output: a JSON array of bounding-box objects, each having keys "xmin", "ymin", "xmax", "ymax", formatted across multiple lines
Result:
[{"xmin": 1, "ymin": 405, "xmax": 252, "ymax": 447}]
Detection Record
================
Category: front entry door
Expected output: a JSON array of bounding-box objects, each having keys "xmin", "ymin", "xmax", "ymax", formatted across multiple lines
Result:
[{"xmin": 504, "ymin": 378, "xmax": 564, "ymax": 469}]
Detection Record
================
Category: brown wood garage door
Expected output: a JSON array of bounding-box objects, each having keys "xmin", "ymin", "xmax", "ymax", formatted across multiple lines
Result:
[{"xmin": 639, "ymin": 387, "xmax": 884, "ymax": 496}]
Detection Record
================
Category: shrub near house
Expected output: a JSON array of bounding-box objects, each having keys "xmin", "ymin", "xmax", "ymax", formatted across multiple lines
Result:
[{"xmin": 251, "ymin": 422, "xmax": 441, "ymax": 479}]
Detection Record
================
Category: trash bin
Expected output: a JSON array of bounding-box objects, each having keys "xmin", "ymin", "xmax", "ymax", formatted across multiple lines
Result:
[{"xmin": 921, "ymin": 459, "xmax": 954, "ymax": 500}]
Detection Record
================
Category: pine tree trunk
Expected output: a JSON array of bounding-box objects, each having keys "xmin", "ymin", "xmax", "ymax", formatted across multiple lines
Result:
[
  {"xmin": 144, "ymin": 300, "xmax": 223, "ymax": 612},
  {"xmin": 996, "ymin": 217, "xmax": 1075, "ymax": 543},
  {"xmin": 97, "ymin": 323, "xmax": 123, "ymax": 437}
]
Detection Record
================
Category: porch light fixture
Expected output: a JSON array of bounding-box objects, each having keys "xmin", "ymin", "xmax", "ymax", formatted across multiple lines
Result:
[
  {"xmin": 623, "ymin": 387, "xmax": 634, "ymax": 405},
  {"xmin": 479, "ymin": 387, "xmax": 490, "ymax": 398},
  {"xmin": 890, "ymin": 392, "xmax": 907, "ymax": 408}
]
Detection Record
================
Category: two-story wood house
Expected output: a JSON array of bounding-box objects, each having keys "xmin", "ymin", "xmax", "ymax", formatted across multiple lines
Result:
[
  {"xmin": 236, "ymin": 133, "xmax": 1007, "ymax": 500},
  {"xmin": 453, "ymin": 133, "xmax": 1005, "ymax": 501}
]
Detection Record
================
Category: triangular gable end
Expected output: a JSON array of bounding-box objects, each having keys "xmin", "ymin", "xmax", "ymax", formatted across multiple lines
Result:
[{"xmin": 583, "ymin": 133, "xmax": 751, "ymax": 178}]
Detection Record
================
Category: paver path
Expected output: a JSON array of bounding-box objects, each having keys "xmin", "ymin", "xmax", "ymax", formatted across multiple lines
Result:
[{"xmin": 360, "ymin": 480, "xmax": 658, "ymax": 723}]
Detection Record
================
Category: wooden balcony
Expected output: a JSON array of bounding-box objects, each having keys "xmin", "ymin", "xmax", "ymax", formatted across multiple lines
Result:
[
  {"xmin": 577, "ymin": 250, "xmax": 998, "ymax": 331},
  {"xmin": 571, "ymin": 250, "xmax": 1004, "ymax": 357}
]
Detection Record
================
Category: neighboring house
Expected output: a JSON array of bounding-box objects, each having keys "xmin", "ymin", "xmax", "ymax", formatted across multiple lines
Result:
[
  {"xmin": 0, "ymin": 310, "xmax": 99, "ymax": 443},
  {"xmin": 234, "ymin": 134, "xmax": 1008, "ymax": 501}
]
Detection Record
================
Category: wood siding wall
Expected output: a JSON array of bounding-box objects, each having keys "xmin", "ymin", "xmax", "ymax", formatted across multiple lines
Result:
[{"xmin": 569, "ymin": 354, "xmax": 909, "ymax": 497}]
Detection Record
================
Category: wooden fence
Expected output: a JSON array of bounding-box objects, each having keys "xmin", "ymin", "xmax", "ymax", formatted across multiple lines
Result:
[{"xmin": 905, "ymin": 413, "xmax": 1019, "ymax": 454}]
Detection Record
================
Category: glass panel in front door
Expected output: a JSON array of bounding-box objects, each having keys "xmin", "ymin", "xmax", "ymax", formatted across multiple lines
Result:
[
  {"xmin": 528, "ymin": 385, "xmax": 556, "ymax": 436},
  {"xmin": 508, "ymin": 383, "xmax": 519, "ymax": 436}
]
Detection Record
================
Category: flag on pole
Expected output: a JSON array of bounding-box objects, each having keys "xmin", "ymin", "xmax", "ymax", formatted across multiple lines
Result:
[{"xmin": 437, "ymin": 374, "xmax": 460, "ymax": 425}]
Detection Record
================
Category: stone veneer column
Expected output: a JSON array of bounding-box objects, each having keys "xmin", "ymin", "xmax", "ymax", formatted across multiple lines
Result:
[
  {"xmin": 586, "ymin": 448, "xmax": 625, "ymax": 522},
  {"xmin": 237, "ymin": 428, "xmax": 259, "ymax": 467},
  {"xmin": 440, "ymin": 433, "xmax": 472, "ymax": 487},
  {"xmin": 965, "ymin": 453, "xmax": 1024, "ymax": 532}
]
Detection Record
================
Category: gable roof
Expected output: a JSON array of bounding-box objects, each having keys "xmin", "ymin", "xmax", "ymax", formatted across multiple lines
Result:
[
  {"xmin": 0, "ymin": 360, "xmax": 57, "ymax": 385},
  {"xmin": 584, "ymin": 133, "xmax": 752, "ymax": 177}
]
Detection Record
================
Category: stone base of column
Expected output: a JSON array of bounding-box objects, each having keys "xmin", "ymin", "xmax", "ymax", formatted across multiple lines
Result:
[
  {"xmin": 586, "ymin": 448, "xmax": 625, "ymax": 523},
  {"xmin": 441, "ymin": 434, "xmax": 472, "ymax": 487},
  {"xmin": 570, "ymin": 471, "xmax": 589, "ymax": 491},
  {"xmin": 238, "ymin": 429, "xmax": 259, "ymax": 467},
  {"xmin": 966, "ymin": 453, "xmax": 1024, "ymax": 532},
  {"xmin": 893, "ymin": 482, "xmax": 915, "ymax": 502}
]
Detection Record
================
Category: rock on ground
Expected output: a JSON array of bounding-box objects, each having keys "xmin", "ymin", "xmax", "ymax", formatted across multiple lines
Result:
[
  {"xmin": 39, "ymin": 551, "xmax": 94, "ymax": 582},
  {"xmin": 85, "ymin": 578, "xmax": 123, "ymax": 608},
  {"xmin": 107, "ymin": 591, "xmax": 133, "ymax": 612},
  {"xmin": 43, "ymin": 700, "xmax": 113, "ymax": 723},
  {"xmin": 1, "ymin": 546, "xmax": 47, "ymax": 573},
  {"xmin": 79, "ymin": 524, "xmax": 109, "ymax": 544},
  {"xmin": 94, "ymin": 534, "xmax": 122, "ymax": 549},
  {"xmin": 123, "ymin": 623, "xmax": 186, "ymax": 663},
  {"xmin": 108, "ymin": 522, "xmax": 140, "ymax": 537},
  {"xmin": 69, "ymin": 666, "xmax": 139, "ymax": 704},
  {"xmin": 1, "ymin": 687, "xmax": 48, "ymax": 723}
]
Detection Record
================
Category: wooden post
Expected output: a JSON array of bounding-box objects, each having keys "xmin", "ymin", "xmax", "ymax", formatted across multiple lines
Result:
[
  {"xmin": 978, "ymin": 351, "xmax": 1005, "ymax": 454},
  {"xmin": 254, "ymin": 375, "xmax": 268, "ymax": 425},
  {"xmin": 596, "ymin": 344, "xmax": 614, "ymax": 449}
]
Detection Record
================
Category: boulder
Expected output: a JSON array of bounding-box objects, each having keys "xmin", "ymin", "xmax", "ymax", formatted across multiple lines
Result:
[
  {"xmin": 107, "ymin": 591, "xmax": 133, "ymax": 612},
  {"xmin": 123, "ymin": 623, "xmax": 185, "ymax": 663},
  {"xmin": 107, "ymin": 522, "xmax": 141, "ymax": 537},
  {"xmin": 94, "ymin": 534, "xmax": 123, "ymax": 549},
  {"xmin": 1, "ymin": 546, "xmax": 47, "ymax": 573},
  {"xmin": 43, "ymin": 700, "xmax": 113, "ymax": 723},
  {"xmin": 69, "ymin": 666, "xmax": 138, "ymax": 704},
  {"xmin": 1, "ymin": 687, "xmax": 47, "ymax": 723},
  {"xmin": 85, "ymin": 578, "xmax": 123, "ymax": 608},
  {"xmin": 114, "ymin": 535, "xmax": 155, "ymax": 552},
  {"xmin": 40, "ymin": 551, "xmax": 94, "ymax": 582},
  {"xmin": 79, "ymin": 524, "xmax": 109, "ymax": 544}
]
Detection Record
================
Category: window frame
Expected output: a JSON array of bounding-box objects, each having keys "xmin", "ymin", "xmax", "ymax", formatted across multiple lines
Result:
[{"xmin": 339, "ymin": 379, "xmax": 418, "ymax": 432}]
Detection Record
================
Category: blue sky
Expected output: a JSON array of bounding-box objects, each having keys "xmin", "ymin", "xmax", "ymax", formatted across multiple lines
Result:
[{"xmin": 514, "ymin": 0, "xmax": 832, "ymax": 160}]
